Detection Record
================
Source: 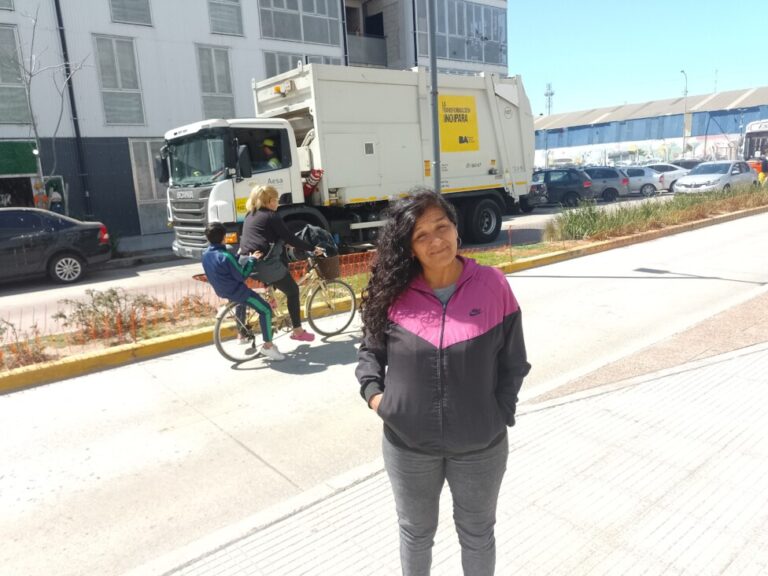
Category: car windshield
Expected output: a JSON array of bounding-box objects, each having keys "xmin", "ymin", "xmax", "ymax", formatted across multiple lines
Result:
[
  {"xmin": 168, "ymin": 130, "xmax": 229, "ymax": 187},
  {"xmin": 689, "ymin": 163, "xmax": 729, "ymax": 175}
]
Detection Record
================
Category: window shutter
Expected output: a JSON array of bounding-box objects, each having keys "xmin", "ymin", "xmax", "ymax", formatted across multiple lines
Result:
[
  {"xmin": 209, "ymin": 0, "xmax": 243, "ymax": 35},
  {"xmin": 95, "ymin": 35, "xmax": 145, "ymax": 124},
  {"xmin": 103, "ymin": 92, "xmax": 144, "ymax": 124},
  {"xmin": 110, "ymin": 0, "xmax": 152, "ymax": 25},
  {"xmin": 203, "ymin": 95, "xmax": 235, "ymax": 119},
  {"xmin": 0, "ymin": 0, "xmax": 14, "ymax": 10},
  {"xmin": 0, "ymin": 26, "xmax": 30, "ymax": 123}
]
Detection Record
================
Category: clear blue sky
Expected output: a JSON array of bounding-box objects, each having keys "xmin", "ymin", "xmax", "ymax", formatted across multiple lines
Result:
[{"xmin": 507, "ymin": 0, "xmax": 758, "ymax": 117}]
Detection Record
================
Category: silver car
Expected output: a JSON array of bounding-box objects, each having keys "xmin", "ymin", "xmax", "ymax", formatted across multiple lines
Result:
[
  {"xmin": 674, "ymin": 161, "xmax": 758, "ymax": 194},
  {"xmin": 645, "ymin": 163, "xmax": 690, "ymax": 192},
  {"xmin": 625, "ymin": 167, "xmax": 664, "ymax": 196}
]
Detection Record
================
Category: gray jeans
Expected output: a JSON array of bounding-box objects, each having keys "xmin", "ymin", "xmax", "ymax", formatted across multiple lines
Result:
[{"xmin": 382, "ymin": 433, "xmax": 508, "ymax": 576}]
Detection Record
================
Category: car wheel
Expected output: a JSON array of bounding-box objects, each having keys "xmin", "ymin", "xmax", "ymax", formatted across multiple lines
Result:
[
  {"xmin": 467, "ymin": 198, "xmax": 502, "ymax": 243},
  {"xmin": 723, "ymin": 184, "xmax": 731, "ymax": 193},
  {"xmin": 640, "ymin": 184, "xmax": 657, "ymax": 197},
  {"xmin": 48, "ymin": 253, "xmax": 85, "ymax": 283},
  {"xmin": 519, "ymin": 197, "xmax": 535, "ymax": 213},
  {"xmin": 669, "ymin": 181, "xmax": 676, "ymax": 193},
  {"xmin": 601, "ymin": 189, "xmax": 618, "ymax": 202},
  {"xmin": 563, "ymin": 192, "xmax": 580, "ymax": 207}
]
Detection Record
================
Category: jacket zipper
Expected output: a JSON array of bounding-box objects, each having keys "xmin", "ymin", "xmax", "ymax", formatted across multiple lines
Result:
[{"xmin": 437, "ymin": 290, "xmax": 457, "ymax": 449}]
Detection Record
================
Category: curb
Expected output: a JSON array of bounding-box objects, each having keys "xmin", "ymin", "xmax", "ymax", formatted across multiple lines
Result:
[
  {"xmin": 0, "ymin": 327, "xmax": 212, "ymax": 395},
  {"xmin": 3, "ymin": 203, "xmax": 768, "ymax": 395},
  {"xmin": 99, "ymin": 251, "xmax": 181, "ymax": 271}
]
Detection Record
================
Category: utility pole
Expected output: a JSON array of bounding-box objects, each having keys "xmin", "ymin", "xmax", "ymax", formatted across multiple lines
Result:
[
  {"xmin": 545, "ymin": 83, "xmax": 554, "ymax": 116},
  {"xmin": 428, "ymin": 0, "xmax": 440, "ymax": 193},
  {"xmin": 680, "ymin": 70, "xmax": 688, "ymax": 159}
]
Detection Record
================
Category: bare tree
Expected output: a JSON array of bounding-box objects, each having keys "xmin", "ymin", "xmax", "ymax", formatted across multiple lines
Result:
[{"xmin": 9, "ymin": 5, "xmax": 88, "ymax": 182}]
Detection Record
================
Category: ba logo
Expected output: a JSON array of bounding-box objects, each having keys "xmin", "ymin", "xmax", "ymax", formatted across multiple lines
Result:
[{"xmin": 469, "ymin": 308, "xmax": 481, "ymax": 317}]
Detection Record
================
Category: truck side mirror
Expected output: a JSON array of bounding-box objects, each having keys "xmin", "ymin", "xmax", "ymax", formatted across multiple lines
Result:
[
  {"xmin": 157, "ymin": 157, "xmax": 169, "ymax": 184},
  {"xmin": 158, "ymin": 145, "xmax": 170, "ymax": 184},
  {"xmin": 237, "ymin": 145, "xmax": 252, "ymax": 179}
]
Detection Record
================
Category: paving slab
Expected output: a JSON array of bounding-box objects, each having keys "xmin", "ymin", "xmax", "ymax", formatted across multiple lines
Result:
[{"xmin": 126, "ymin": 342, "xmax": 768, "ymax": 576}]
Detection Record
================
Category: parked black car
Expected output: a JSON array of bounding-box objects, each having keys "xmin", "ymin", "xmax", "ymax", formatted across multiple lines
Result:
[
  {"xmin": 0, "ymin": 208, "xmax": 111, "ymax": 284},
  {"xmin": 531, "ymin": 168, "xmax": 594, "ymax": 206}
]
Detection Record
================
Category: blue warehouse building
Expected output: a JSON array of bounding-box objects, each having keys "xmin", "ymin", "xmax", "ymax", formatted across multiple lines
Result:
[{"xmin": 533, "ymin": 86, "xmax": 768, "ymax": 168}]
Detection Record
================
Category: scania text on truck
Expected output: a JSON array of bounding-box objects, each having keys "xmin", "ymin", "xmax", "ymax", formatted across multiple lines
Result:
[{"xmin": 161, "ymin": 63, "xmax": 536, "ymax": 258}]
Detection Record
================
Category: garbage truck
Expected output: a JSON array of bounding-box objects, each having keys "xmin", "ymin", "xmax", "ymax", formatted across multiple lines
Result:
[{"xmin": 161, "ymin": 63, "xmax": 535, "ymax": 258}]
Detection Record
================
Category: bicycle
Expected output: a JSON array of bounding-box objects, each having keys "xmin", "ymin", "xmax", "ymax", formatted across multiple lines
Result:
[{"xmin": 196, "ymin": 252, "xmax": 357, "ymax": 363}]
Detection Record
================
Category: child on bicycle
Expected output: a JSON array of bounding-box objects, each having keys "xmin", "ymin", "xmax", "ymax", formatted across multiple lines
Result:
[{"xmin": 202, "ymin": 222, "xmax": 285, "ymax": 361}]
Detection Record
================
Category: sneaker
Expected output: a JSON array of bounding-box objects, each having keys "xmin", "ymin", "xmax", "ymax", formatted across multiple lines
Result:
[
  {"xmin": 290, "ymin": 330, "xmax": 315, "ymax": 342},
  {"xmin": 260, "ymin": 344, "xmax": 285, "ymax": 361}
]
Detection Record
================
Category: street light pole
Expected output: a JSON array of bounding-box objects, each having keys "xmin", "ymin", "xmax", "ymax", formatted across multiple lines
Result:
[
  {"xmin": 428, "ymin": 0, "xmax": 440, "ymax": 193},
  {"xmin": 680, "ymin": 69, "xmax": 688, "ymax": 159}
]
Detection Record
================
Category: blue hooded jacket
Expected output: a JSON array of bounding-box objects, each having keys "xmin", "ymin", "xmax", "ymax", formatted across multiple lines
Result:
[{"xmin": 201, "ymin": 243, "xmax": 255, "ymax": 303}]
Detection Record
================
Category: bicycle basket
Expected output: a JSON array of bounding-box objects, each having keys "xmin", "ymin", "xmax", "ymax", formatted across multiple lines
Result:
[{"xmin": 315, "ymin": 255, "xmax": 340, "ymax": 279}]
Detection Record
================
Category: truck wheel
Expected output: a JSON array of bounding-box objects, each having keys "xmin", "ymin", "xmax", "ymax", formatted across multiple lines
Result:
[
  {"xmin": 285, "ymin": 219, "xmax": 312, "ymax": 260},
  {"xmin": 467, "ymin": 198, "xmax": 502, "ymax": 243}
]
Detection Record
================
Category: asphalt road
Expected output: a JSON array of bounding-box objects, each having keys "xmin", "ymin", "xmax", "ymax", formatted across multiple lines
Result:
[
  {"xmin": 0, "ymin": 195, "xmax": 667, "ymax": 334},
  {"xmin": 1, "ymin": 211, "xmax": 767, "ymax": 576}
]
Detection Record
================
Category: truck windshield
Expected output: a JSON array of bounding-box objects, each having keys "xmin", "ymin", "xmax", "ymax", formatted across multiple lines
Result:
[{"xmin": 168, "ymin": 132, "xmax": 229, "ymax": 187}]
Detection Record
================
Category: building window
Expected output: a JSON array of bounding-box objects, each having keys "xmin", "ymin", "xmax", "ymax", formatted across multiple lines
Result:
[
  {"xmin": 196, "ymin": 45, "xmax": 235, "ymax": 118},
  {"xmin": 263, "ymin": 50, "xmax": 341, "ymax": 77},
  {"xmin": 0, "ymin": 0, "xmax": 13, "ymax": 10},
  {"xmin": 209, "ymin": 0, "xmax": 243, "ymax": 36},
  {"xmin": 129, "ymin": 139, "xmax": 165, "ymax": 201},
  {"xmin": 94, "ymin": 35, "xmax": 145, "ymax": 124},
  {"xmin": 416, "ymin": 0, "xmax": 506, "ymax": 66},
  {"xmin": 259, "ymin": 0, "xmax": 340, "ymax": 46},
  {"xmin": 109, "ymin": 0, "xmax": 152, "ymax": 26},
  {"xmin": 0, "ymin": 25, "xmax": 31, "ymax": 124}
]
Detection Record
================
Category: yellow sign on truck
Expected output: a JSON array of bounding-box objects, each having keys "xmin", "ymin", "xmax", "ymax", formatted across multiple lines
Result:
[{"xmin": 439, "ymin": 95, "xmax": 480, "ymax": 153}]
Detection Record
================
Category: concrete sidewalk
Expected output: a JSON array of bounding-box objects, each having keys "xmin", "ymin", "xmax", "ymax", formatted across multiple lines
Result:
[{"xmin": 127, "ymin": 341, "xmax": 768, "ymax": 576}]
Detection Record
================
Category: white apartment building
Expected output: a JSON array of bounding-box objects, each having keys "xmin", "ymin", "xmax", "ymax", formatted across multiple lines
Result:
[{"xmin": 0, "ymin": 0, "xmax": 507, "ymax": 236}]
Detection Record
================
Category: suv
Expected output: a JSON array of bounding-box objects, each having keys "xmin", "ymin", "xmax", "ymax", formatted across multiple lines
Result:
[
  {"xmin": 531, "ymin": 168, "xmax": 594, "ymax": 207},
  {"xmin": 582, "ymin": 167, "xmax": 630, "ymax": 202}
]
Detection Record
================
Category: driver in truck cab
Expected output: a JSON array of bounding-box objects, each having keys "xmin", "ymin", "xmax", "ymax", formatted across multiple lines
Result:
[{"xmin": 261, "ymin": 138, "xmax": 282, "ymax": 170}]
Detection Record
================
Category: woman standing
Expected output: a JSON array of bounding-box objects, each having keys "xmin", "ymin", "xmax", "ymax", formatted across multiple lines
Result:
[
  {"xmin": 239, "ymin": 185, "xmax": 323, "ymax": 342},
  {"xmin": 356, "ymin": 190, "xmax": 530, "ymax": 576}
]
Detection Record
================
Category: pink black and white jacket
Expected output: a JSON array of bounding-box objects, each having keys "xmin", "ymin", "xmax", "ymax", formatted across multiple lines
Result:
[{"xmin": 356, "ymin": 257, "xmax": 530, "ymax": 455}]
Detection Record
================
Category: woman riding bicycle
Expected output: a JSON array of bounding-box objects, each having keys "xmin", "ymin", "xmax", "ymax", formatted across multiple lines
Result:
[{"xmin": 239, "ymin": 185, "xmax": 324, "ymax": 342}]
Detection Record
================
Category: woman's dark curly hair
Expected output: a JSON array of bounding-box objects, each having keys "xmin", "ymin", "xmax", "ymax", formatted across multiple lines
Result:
[{"xmin": 360, "ymin": 189, "xmax": 458, "ymax": 344}]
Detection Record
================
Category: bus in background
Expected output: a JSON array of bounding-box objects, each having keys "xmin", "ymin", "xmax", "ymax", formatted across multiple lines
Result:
[{"xmin": 742, "ymin": 119, "xmax": 768, "ymax": 183}]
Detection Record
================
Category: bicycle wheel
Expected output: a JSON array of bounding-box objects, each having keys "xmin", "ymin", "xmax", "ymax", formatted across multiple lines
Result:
[
  {"xmin": 305, "ymin": 279, "xmax": 357, "ymax": 336},
  {"xmin": 213, "ymin": 301, "xmax": 262, "ymax": 363}
]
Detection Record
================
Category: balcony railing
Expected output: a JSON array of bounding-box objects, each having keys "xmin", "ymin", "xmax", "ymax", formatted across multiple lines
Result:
[{"xmin": 347, "ymin": 34, "xmax": 387, "ymax": 68}]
